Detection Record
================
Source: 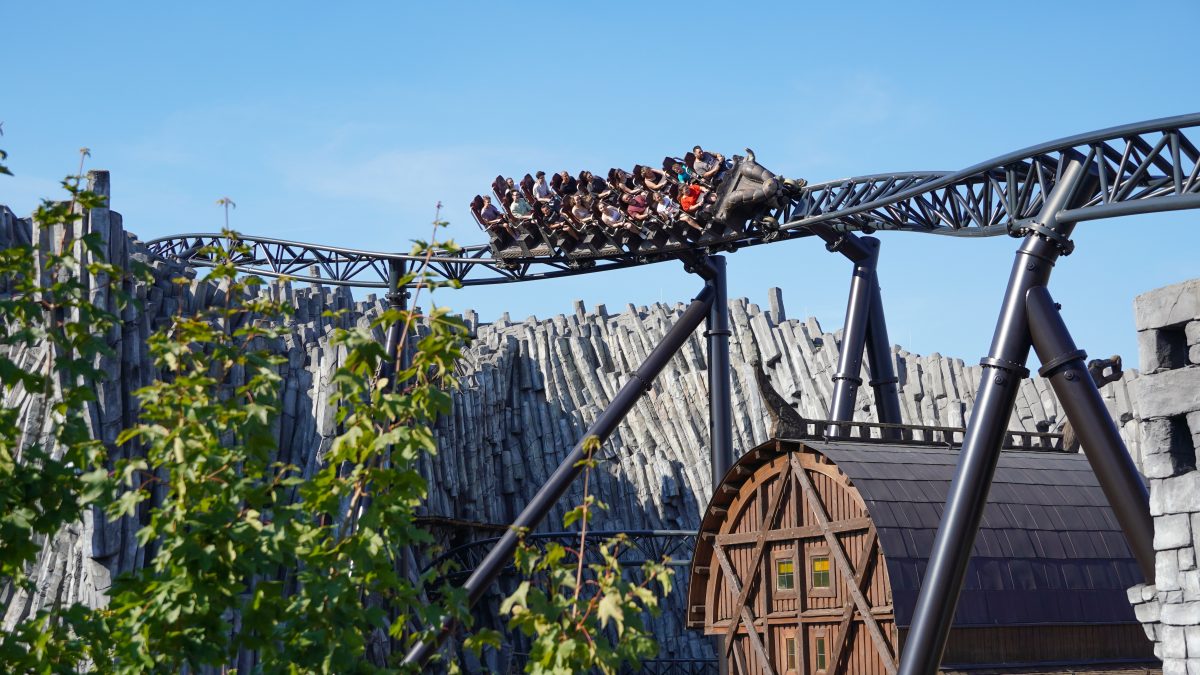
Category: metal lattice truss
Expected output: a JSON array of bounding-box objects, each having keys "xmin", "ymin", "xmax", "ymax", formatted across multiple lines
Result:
[
  {"xmin": 782, "ymin": 113, "xmax": 1200, "ymax": 236},
  {"xmin": 429, "ymin": 529, "xmax": 696, "ymax": 583},
  {"xmin": 145, "ymin": 113, "xmax": 1200, "ymax": 288}
]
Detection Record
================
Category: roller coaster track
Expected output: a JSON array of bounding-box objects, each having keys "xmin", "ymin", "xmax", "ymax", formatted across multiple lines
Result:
[{"xmin": 146, "ymin": 113, "xmax": 1200, "ymax": 289}]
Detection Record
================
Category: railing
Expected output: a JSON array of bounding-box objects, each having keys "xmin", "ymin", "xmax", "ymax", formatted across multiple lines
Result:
[{"xmin": 780, "ymin": 417, "xmax": 1065, "ymax": 451}]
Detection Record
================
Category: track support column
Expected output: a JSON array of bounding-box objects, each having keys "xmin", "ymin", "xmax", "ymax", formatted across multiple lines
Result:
[
  {"xmin": 898, "ymin": 154, "xmax": 1094, "ymax": 675},
  {"xmin": 1026, "ymin": 285, "xmax": 1155, "ymax": 578},
  {"xmin": 865, "ymin": 278, "xmax": 903, "ymax": 437},
  {"xmin": 703, "ymin": 255, "xmax": 733, "ymax": 675},
  {"xmin": 824, "ymin": 234, "xmax": 901, "ymax": 437},
  {"xmin": 827, "ymin": 238, "xmax": 876, "ymax": 434},
  {"xmin": 706, "ymin": 255, "xmax": 733, "ymax": 483}
]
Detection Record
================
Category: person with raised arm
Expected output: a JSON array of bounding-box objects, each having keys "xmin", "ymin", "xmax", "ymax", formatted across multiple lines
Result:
[{"xmin": 691, "ymin": 145, "xmax": 723, "ymax": 182}]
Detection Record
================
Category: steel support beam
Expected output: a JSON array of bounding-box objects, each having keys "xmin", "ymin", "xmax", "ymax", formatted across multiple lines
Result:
[
  {"xmin": 898, "ymin": 155, "xmax": 1094, "ymax": 675},
  {"xmin": 704, "ymin": 255, "xmax": 733, "ymax": 675},
  {"xmin": 865, "ymin": 278, "xmax": 903, "ymax": 438},
  {"xmin": 1026, "ymin": 285, "xmax": 1155, "ymax": 579},
  {"xmin": 706, "ymin": 255, "xmax": 733, "ymax": 483},
  {"xmin": 827, "ymin": 237, "xmax": 880, "ymax": 436},
  {"xmin": 403, "ymin": 279, "xmax": 717, "ymax": 667}
]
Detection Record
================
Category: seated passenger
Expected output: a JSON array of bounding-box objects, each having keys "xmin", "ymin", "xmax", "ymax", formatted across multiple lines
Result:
[
  {"xmin": 653, "ymin": 191, "xmax": 701, "ymax": 231},
  {"xmin": 553, "ymin": 170, "xmax": 579, "ymax": 198},
  {"xmin": 473, "ymin": 194, "xmax": 512, "ymax": 238},
  {"xmin": 566, "ymin": 195, "xmax": 594, "ymax": 226},
  {"xmin": 532, "ymin": 171, "xmax": 554, "ymax": 204},
  {"xmin": 580, "ymin": 170, "xmax": 611, "ymax": 199},
  {"xmin": 679, "ymin": 183, "xmax": 709, "ymax": 229},
  {"xmin": 671, "ymin": 161, "xmax": 692, "ymax": 184},
  {"xmin": 599, "ymin": 198, "xmax": 640, "ymax": 234},
  {"xmin": 639, "ymin": 165, "xmax": 668, "ymax": 191},
  {"xmin": 479, "ymin": 195, "xmax": 507, "ymax": 228},
  {"xmin": 608, "ymin": 168, "xmax": 641, "ymax": 196},
  {"xmin": 622, "ymin": 192, "xmax": 651, "ymax": 222},
  {"xmin": 509, "ymin": 192, "xmax": 534, "ymax": 222},
  {"xmin": 691, "ymin": 145, "xmax": 723, "ymax": 182},
  {"xmin": 538, "ymin": 200, "xmax": 578, "ymax": 238}
]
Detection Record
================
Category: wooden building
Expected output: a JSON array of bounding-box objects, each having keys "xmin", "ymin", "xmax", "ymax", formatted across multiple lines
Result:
[{"xmin": 686, "ymin": 438, "xmax": 1156, "ymax": 674}]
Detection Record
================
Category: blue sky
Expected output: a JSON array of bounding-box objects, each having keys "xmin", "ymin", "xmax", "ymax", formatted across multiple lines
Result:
[{"xmin": 3, "ymin": 1, "xmax": 1198, "ymax": 369}]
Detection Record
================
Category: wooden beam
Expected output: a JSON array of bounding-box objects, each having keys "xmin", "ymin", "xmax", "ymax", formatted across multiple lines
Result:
[
  {"xmin": 713, "ymin": 543, "xmax": 777, "ymax": 675},
  {"xmin": 722, "ymin": 460, "xmax": 793, "ymax": 652},
  {"xmin": 793, "ymin": 535, "xmax": 806, "ymax": 675},
  {"xmin": 731, "ymin": 637, "xmax": 750, "ymax": 675},
  {"xmin": 790, "ymin": 453, "xmax": 898, "ymax": 675},
  {"xmin": 758, "ymin": 482, "xmax": 772, "ymax": 665},
  {"xmin": 792, "ymin": 451, "xmax": 807, "ymax": 675},
  {"xmin": 827, "ymin": 530, "xmax": 879, "ymax": 673},
  {"xmin": 714, "ymin": 609, "xmax": 895, "ymax": 627},
  {"xmin": 715, "ymin": 517, "xmax": 872, "ymax": 547}
]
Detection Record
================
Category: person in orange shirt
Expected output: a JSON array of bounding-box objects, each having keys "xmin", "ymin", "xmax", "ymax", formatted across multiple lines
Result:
[{"xmin": 680, "ymin": 183, "xmax": 707, "ymax": 216}]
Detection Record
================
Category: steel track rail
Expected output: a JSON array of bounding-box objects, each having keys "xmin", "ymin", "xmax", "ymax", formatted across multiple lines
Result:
[{"xmin": 145, "ymin": 113, "xmax": 1200, "ymax": 288}]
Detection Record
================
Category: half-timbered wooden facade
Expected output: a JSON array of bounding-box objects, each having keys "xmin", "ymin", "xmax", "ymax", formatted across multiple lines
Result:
[{"xmin": 687, "ymin": 439, "xmax": 1156, "ymax": 674}]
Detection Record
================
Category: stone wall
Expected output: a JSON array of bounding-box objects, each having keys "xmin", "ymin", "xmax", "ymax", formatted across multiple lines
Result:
[{"xmin": 1127, "ymin": 278, "xmax": 1200, "ymax": 672}]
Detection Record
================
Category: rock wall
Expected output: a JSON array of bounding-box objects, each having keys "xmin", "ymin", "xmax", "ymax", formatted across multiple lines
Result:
[
  {"xmin": 1127, "ymin": 278, "xmax": 1200, "ymax": 671},
  {"xmin": 429, "ymin": 289, "xmax": 1148, "ymax": 537},
  {"xmin": 0, "ymin": 181, "xmax": 1151, "ymax": 666}
]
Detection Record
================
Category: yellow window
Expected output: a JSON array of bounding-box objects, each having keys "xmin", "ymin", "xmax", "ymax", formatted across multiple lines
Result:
[
  {"xmin": 776, "ymin": 558, "xmax": 795, "ymax": 590},
  {"xmin": 786, "ymin": 636, "xmax": 797, "ymax": 670},
  {"xmin": 811, "ymin": 555, "xmax": 830, "ymax": 588}
]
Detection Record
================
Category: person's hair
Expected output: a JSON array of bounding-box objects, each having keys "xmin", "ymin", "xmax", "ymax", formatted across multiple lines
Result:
[
  {"xmin": 483, "ymin": 195, "xmax": 491, "ymax": 202},
  {"xmin": 536, "ymin": 171, "xmax": 545, "ymax": 178},
  {"xmin": 693, "ymin": 145, "xmax": 702, "ymax": 154}
]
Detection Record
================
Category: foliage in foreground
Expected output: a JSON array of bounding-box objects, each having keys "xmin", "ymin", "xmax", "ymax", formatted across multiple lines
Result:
[
  {"xmin": 501, "ymin": 436, "xmax": 675, "ymax": 675},
  {"xmin": 0, "ymin": 148, "xmax": 670, "ymax": 674}
]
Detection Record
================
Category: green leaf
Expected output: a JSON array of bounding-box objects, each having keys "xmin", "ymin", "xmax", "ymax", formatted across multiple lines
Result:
[
  {"xmin": 500, "ymin": 580, "xmax": 530, "ymax": 616},
  {"xmin": 597, "ymin": 592, "xmax": 623, "ymax": 634}
]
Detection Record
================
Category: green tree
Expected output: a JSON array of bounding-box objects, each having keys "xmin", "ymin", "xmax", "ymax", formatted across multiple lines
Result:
[
  {"xmin": 501, "ymin": 436, "xmax": 674, "ymax": 675},
  {"xmin": 97, "ymin": 215, "xmax": 477, "ymax": 672},
  {"xmin": 0, "ymin": 149, "xmax": 137, "ymax": 671},
  {"xmin": 0, "ymin": 151, "xmax": 669, "ymax": 674}
]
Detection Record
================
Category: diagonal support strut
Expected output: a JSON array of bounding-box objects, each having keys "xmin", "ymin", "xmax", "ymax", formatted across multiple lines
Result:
[{"xmin": 403, "ymin": 268, "xmax": 718, "ymax": 666}]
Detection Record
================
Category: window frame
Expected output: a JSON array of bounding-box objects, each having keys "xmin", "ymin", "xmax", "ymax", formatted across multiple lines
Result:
[
  {"xmin": 806, "ymin": 544, "xmax": 835, "ymax": 598},
  {"xmin": 772, "ymin": 548, "xmax": 797, "ymax": 596},
  {"xmin": 812, "ymin": 628, "xmax": 829, "ymax": 673}
]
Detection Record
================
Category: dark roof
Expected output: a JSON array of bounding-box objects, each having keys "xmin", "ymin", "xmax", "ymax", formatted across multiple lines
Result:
[
  {"xmin": 803, "ymin": 440, "xmax": 1144, "ymax": 628},
  {"xmin": 688, "ymin": 439, "xmax": 1144, "ymax": 631}
]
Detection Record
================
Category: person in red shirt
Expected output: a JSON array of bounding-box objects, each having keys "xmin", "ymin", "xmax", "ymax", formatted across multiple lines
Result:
[{"xmin": 680, "ymin": 183, "xmax": 706, "ymax": 214}]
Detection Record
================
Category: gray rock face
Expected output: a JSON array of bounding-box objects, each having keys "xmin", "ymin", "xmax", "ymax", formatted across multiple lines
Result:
[
  {"xmin": 0, "ymin": 185, "xmax": 1152, "ymax": 667},
  {"xmin": 1127, "ymin": 278, "xmax": 1200, "ymax": 669}
]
